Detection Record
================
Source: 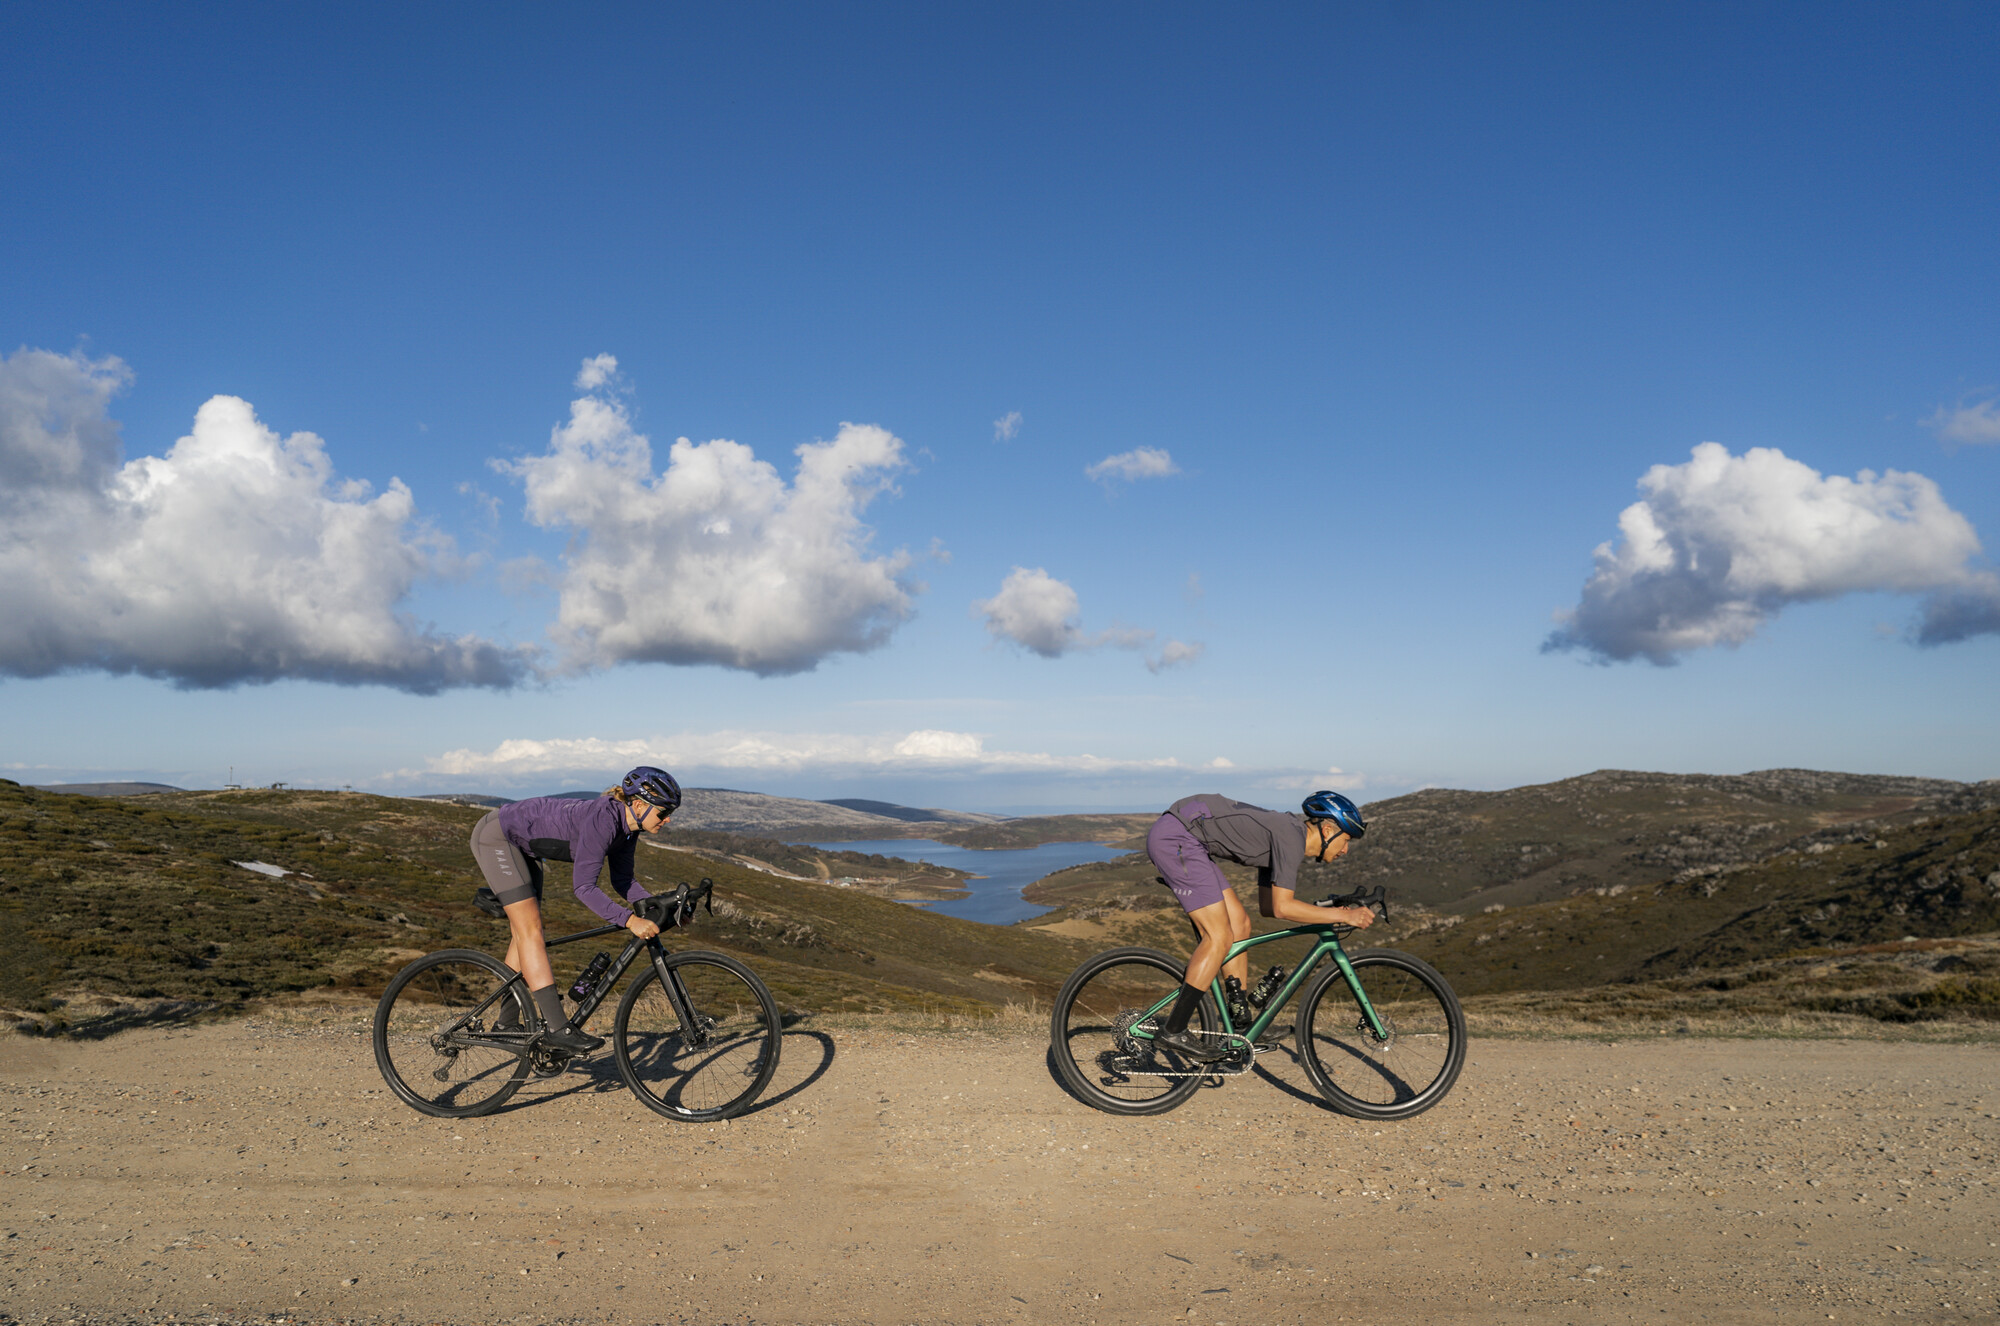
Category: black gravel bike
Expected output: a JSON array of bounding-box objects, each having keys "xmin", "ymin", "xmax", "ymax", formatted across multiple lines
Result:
[
  {"xmin": 1049, "ymin": 885, "xmax": 1465, "ymax": 1119},
  {"xmin": 372, "ymin": 879, "xmax": 780, "ymax": 1122}
]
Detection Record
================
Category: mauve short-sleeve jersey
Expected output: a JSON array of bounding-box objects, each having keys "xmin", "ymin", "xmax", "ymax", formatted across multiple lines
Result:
[{"xmin": 1166, "ymin": 793, "xmax": 1308, "ymax": 893}]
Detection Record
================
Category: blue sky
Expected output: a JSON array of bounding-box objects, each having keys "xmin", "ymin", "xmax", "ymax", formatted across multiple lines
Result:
[{"xmin": 4, "ymin": 3, "xmax": 1996, "ymax": 812}]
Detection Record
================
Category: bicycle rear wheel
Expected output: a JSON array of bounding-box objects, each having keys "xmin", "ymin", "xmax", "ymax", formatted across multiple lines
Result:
[
  {"xmin": 613, "ymin": 951, "xmax": 781, "ymax": 1121},
  {"xmin": 373, "ymin": 949, "xmax": 531, "ymax": 1118},
  {"xmin": 1295, "ymin": 948, "xmax": 1465, "ymax": 1121},
  {"xmin": 1049, "ymin": 947, "xmax": 1215, "ymax": 1116}
]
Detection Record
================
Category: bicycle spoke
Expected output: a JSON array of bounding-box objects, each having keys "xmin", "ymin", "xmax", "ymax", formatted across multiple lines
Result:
[
  {"xmin": 373, "ymin": 951, "xmax": 531, "ymax": 1118},
  {"xmin": 1298, "ymin": 950, "xmax": 1465, "ymax": 1120},
  {"xmin": 1051, "ymin": 949, "xmax": 1212, "ymax": 1115},
  {"xmin": 615, "ymin": 953, "xmax": 780, "ymax": 1121}
]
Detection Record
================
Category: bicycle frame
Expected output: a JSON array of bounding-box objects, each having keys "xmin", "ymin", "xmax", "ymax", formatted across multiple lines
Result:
[
  {"xmin": 1132, "ymin": 923, "xmax": 1389, "ymax": 1048},
  {"xmin": 452, "ymin": 921, "xmax": 718, "ymax": 1054}
]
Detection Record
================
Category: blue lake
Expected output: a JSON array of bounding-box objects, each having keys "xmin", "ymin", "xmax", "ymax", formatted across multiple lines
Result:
[{"xmin": 803, "ymin": 838, "xmax": 1129, "ymax": 926}]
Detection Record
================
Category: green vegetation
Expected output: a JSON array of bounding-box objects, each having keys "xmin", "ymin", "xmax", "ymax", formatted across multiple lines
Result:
[
  {"xmin": 1343, "ymin": 767, "xmax": 1976, "ymax": 910},
  {"xmin": 5, "ymin": 769, "xmax": 1996, "ymax": 1040},
  {"xmin": 1015, "ymin": 775, "xmax": 2000, "ymax": 1035},
  {"xmin": 0, "ymin": 781, "xmax": 1091, "ymax": 1037},
  {"xmin": 935, "ymin": 813, "xmax": 1153, "ymax": 851}
]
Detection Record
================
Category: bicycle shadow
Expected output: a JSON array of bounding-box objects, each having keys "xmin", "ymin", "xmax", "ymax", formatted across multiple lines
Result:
[
  {"xmin": 1043, "ymin": 1034, "xmax": 1347, "ymax": 1113},
  {"xmin": 745, "ymin": 1027, "xmax": 836, "ymax": 1114},
  {"xmin": 496, "ymin": 1022, "xmax": 837, "ymax": 1117}
]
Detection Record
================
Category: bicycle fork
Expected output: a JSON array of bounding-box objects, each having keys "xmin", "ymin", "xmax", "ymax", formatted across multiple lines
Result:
[
  {"xmin": 1329, "ymin": 947, "xmax": 1390, "ymax": 1041},
  {"xmin": 651, "ymin": 949, "xmax": 714, "ymax": 1048}
]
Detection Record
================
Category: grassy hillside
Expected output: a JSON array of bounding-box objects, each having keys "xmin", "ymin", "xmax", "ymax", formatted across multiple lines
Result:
[
  {"xmin": 6, "ymin": 772, "xmax": 1996, "ymax": 1040},
  {"xmin": 0, "ymin": 782, "xmax": 1092, "ymax": 1037},
  {"xmin": 1349, "ymin": 768, "xmax": 1978, "ymax": 911},
  {"xmin": 934, "ymin": 813, "xmax": 1153, "ymax": 850}
]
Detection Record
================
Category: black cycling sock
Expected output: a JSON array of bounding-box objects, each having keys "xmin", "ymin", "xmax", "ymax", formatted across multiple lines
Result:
[
  {"xmin": 1162, "ymin": 983, "xmax": 1206, "ymax": 1034},
  {"xmin": 530, "ymin": 984, "xmax": 569, "ymax": 1033},
  {"xmin": 492, "ymin": 996, "xmax": 522, "ymax": 1031}
]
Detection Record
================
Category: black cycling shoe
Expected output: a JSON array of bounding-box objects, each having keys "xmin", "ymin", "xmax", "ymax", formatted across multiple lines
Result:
[
  {"xmin": 536, "ymin": 1024, "xmax": 606, "ymax": 1054},
  {"xmin": 1152, "ymin": 1027, "xmax": 1226, "ymax": 1062}
]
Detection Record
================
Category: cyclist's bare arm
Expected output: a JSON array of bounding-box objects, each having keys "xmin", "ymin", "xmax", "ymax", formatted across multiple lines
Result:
[{"xmin": 1259, "ymin": 885, "xmax": 1375, "ymax": 928}]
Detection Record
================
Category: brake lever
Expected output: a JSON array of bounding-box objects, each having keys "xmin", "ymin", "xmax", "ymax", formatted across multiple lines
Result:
[{"xmin": 1318, "ymin": 883, "xmax": 1390, "ymax": 922}]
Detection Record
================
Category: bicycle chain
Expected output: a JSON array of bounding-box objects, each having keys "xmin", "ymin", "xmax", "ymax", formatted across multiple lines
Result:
[{"xmin": 1106, "ymin": 1023, "xmax": 1262, "ymax": 1078}]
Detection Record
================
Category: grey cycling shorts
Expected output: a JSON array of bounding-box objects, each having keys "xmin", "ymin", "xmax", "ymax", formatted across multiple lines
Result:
[{"xmin": 470, "ymin": 811, "xmax": 544, "ymax": 907}]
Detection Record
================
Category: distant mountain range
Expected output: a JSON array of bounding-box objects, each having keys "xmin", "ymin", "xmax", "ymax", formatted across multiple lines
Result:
[
  {"xmin": 32, "ymin": 782, "xmax": 184, "ymax": 797},
  {"xmin": 406, "ymin": 787, "xmax": 1005, "ymax": 838},
  {"xmin": 5, "ymin": 768, "xmax": 1995, "ymax": 1036}
]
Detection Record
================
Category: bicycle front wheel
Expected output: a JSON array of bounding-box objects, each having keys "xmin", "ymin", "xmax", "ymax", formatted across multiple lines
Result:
[
  {"xmin": 372, "ymin": 949, "xmax": 531, "ymax": 1118},
  {"xmin": 1296, "ymin": 948, "xmax": 1465, "ymax": 1121},
  {"xmin": 1049, "ymin": 947, "xmax": 1215, "ymax": 1116},
  {"xmin": 613, "ymin": 951, "xmax": 781, "ymax": 1121}
]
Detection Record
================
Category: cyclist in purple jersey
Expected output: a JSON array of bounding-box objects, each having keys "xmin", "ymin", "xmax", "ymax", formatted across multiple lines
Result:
[
  {"xmin": 468, "ymin": 766, "xmax": 682, "ymax": 1053},
  {"xmin": 1145, "ymin": 789, "xmax": 1374, "ymax": 1062}
]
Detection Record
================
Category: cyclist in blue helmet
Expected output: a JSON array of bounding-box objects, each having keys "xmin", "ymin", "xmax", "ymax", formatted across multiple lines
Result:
[
  {"xmin": 467, "ymin": 765, "xmax": 683, "ymax": 1053},
  {"xmin": 1145, "ymin": 788, "xmax": 1373, "ymax": 1062}
]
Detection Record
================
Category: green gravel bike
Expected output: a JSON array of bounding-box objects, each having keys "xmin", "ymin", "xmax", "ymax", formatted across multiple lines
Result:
[{"xmin": 1049, "ymin": 885, "xmax": 1465, "ymax": 1119}]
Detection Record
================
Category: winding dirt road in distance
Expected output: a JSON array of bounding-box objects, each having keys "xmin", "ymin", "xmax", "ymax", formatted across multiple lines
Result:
[{"xmin": 3, "ymin": 1014, "xmax": 1995, "ymax": 1325}]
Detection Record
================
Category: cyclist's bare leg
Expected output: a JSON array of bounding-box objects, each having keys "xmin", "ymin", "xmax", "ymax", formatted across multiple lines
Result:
[
  {"xmin": 1184, "ymin": 891, "xmax": 1254, "ymax": 992},
  {"xmin": 501, "ymin": 898, "xmax": 557, "ymax": 989}
]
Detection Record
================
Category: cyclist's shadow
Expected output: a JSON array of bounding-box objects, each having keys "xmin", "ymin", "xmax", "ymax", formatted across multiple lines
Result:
[{"xmin": 497, "ymin": 1014, "xmax": 837, "ymax": 1119}]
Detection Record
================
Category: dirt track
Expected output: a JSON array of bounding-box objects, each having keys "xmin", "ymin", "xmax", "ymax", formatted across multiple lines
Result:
[{"xmin": 3, "ymin": 1013, "xmax": 1996, "ymax": 1325}]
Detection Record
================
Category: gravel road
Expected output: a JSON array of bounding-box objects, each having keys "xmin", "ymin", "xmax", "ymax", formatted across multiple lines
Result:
[{"xmin": 3, "ymin": 1013, "xmax": 1995, "ymax": 1325}]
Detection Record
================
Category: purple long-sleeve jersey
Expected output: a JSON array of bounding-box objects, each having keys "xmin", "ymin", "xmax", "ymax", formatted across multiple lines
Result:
[{"xmin": 494, "ymin": 795, "xmax": 655, "ymax": 925}]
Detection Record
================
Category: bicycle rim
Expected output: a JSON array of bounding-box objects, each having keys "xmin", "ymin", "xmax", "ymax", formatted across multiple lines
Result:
[
  {"xmin": 373, "ymin": 950, "xmax": 530, "ymax": 1118},
  {"xmin": 1050, "ymin": 948, "xmax": 1213, "ymax": 1116},
  {"xmin": 614, "ymin": 952, "xmax": 781, "ymax": 1121},
  {"xmin": 1296, "ymin": 949, "xmax": 1465, "ymax": 1121}
]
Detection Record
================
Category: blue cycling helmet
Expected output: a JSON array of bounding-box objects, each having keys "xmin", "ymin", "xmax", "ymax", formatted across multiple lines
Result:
[
  {"xmin": 620, "ymin": 765, "xmax": 682, "ymax": 813},
  {"xmin": 1301, "ymin": 789, "xmax": 1366, "ymax": 840}
]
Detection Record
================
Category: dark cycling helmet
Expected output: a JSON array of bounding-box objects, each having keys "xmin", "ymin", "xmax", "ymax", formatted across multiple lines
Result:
[
  {"xmin": 620, "ymin": 765, "xmax": 682, "ymax": 813},
  {"xmin": 1301, "ymin": 789, "xmax": 1366, "ymax": 839}
]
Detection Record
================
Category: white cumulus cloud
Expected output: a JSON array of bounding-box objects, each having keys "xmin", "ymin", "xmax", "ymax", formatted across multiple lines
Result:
[
  {"xmin": 1146, "ymin": 639, "xmax": 1205, "ymax": 673},
  {"xmin": 973, "ymin": 566, "xmax": 1205, "ymax": 669},
  {"xmin": 1085, "ymin": 446, "xmax": 1179, "ymax": 483},
  {"xmin": 1924, "ymin": 393, "xmax": 2000, "ymax": 447},
  {"xmin": 1545, "ymin": 442, "xmax": 2000, "ymax": 664},
  {"xmin": 974, "ymin": 566, "xmax": 1085, "ymax": 656},
  {"xmin": 0, "ymin": 347, "xmax": 524, "ymax": 691},
  {"xmin": 501, "ymin": 361, "xmax": 916, "ymax": 675},
  {"xmin": 993, "ymin": 410, "xmax": 1021, "ymax": 441},
  {"xmin": 414, "ymin": 727, "xmax": 1211, "ymax": 785}
]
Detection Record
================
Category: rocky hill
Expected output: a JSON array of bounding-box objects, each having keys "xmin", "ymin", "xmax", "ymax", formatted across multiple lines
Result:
[
  {"xmin": 413, "ymin": 787, "xmax": 1003, "ymax": 839},
  {"xmin": 0, "ymin": 781, "xmax": 1086, "ymax": 1038},
  {"xmin": 4, "ymin": 769, "xmax": 1996, "ymax": 1039}
]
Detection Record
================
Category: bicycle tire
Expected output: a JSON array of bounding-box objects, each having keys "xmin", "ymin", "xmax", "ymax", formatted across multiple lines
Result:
[
  {"xmin": 1049, "ymin": 947, "xmax": 1216, "ymax": 1116},
  {"xmin": 373, "ymin": 949, "xmax": 532, "ymax": 1118},
  {"xmin": 1294, "ymin": 947, "xmax": 1465, "ymax": 1121},
  {"xmin": 613, "ymin": 951, "xmax": 781, "ymax": 1121}
]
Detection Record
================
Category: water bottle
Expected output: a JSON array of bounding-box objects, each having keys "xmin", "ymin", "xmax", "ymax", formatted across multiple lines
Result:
[
  {"xmin": 1249, "ymin": 965, "xmax": 1287, "ymax": 1008},
  {"xmin": 1224, "ymin": 975, "xmax": 1252, "ymax": 1026},
  {"xmin": 567, "ymin": 952, "xmax": 612, "ymax": 1003}
]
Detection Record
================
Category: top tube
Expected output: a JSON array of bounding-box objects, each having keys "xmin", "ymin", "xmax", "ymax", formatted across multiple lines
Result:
[{"xmin": 1225, "ymin": 921, "xmax": 1354, "ymax": 959}]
